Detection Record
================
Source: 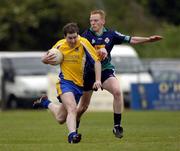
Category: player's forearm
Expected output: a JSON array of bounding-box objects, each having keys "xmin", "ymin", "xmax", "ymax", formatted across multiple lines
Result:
[
  {"xmin": 130, "ymin": 36, "xmax": 150, "ymax": 44},
  {"xmin": 94, "ymin": 61, "xmax": 101, "ymax": 81},
  {"xmin": 130, "ymin": 35, "xmax": 162, "ymax": 44}
]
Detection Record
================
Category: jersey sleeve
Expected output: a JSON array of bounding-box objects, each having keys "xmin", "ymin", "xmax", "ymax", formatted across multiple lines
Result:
[
  {"xmin": 52, "ymin": 39, "xmax": 64, "ymax": 49},
  {"xmin": 80, "ymin": 38, "xmax": 99, "ymax": 64},
  {"xmin": 112, "ymin": 30, "xmax": 131, "ymax": 44},
  {"xmin": 81, "ymin": 30, "xmax": 91, "ymax": 42}
]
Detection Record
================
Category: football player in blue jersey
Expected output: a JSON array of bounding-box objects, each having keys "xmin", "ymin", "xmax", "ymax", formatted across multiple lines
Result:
[{"xmin": 77, "ymin": 9, "xmax": 162, "ymax": 138}]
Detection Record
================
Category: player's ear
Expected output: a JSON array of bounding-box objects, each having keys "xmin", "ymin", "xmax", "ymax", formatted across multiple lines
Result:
[{"xmin": 102, "ymin": 19, "xmax": 105, "ymax": 25}]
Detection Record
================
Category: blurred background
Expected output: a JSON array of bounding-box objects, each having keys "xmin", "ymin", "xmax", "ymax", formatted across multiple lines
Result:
[{"xmin": 0, "ymin": 0, "xmax": 180, "ymax": 110}]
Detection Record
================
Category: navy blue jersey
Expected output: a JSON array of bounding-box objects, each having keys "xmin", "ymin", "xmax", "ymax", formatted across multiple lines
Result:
[{"xmin": 81, "ymin": 28, "xmax": 131, "ymax": 71}]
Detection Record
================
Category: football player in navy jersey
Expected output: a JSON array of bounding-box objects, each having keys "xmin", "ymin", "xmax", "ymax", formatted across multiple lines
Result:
[{"xmin": 77, "ymin": 9, "xmax": 162, "ymax": 138}]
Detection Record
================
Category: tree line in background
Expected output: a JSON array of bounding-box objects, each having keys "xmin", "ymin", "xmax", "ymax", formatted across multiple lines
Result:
[{"xmin": 0, "ymin": 0, "xmax": 179, "ymax": 58}]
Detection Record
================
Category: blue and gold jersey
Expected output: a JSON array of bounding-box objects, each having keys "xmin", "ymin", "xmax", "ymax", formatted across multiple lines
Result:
[
  {"xmin": 82, "ymin": 28, "xmax": 131, "ymax": 71},
  {"xmin": 52, "ymin": 36, "xmax": 99, "ymax": 87}
]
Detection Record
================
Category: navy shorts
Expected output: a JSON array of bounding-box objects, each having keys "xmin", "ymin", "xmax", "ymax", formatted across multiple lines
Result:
[{"xmin": 83, "ymin": 69, "xmax": 115, "ymax": 91}]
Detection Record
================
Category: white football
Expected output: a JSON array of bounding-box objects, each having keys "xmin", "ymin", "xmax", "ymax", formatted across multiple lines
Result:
[{"xmin": 48, "ymin": 48, "xmax": 63, "ymax": 65}]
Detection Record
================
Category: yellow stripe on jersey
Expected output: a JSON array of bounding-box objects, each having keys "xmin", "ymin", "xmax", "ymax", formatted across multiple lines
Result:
[
  {"xmin": 94, "ymin": 44, "xmax": 105, "ymax": 50},
  {"xmin": 56, "ymin": 81, "xmax": 62, "ymax": 96},
  {"xmin": 52, "ymin": 36, "xmax": 99, "ymax": 87}
]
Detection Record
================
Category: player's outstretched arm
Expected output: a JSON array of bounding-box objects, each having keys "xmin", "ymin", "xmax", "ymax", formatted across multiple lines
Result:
[{"xmin": 130, "ymin": 35, "xmax": 163, "ymax": 44}]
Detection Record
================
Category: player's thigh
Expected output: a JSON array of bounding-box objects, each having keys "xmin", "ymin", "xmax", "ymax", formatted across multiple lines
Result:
[
  {"xmin": 60, "ymin": 92, "xmax": 77, "ymax": 111},
  {"xmin": 103, "ymin": 77, "xmax": 121, "ymax": 94},
  {"xmin": 78, "ymin": 91, "xmax": 93, "ymax": 107}
]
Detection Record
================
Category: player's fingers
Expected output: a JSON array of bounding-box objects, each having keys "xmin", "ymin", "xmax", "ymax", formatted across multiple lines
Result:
[
  {"xmin": 49, "ymin": 60, "xmax": 58, "ymax": 65},
  {"xmin": 157, "ymin": 36, "xmax": 163, "ymax": 40},
  {"xmin": 92, "ymin": 83, "xmax": 98, "ymax": 91},
  {"xmin": 47, "ymin": 54, "xmax": 56, "ymax": 60},
  {"xmin": 93, "ymin": 81, "xmax": 102, "ymax": 91},
  {"xmin": 99, "ymin": 54, "xmax": 107, "ymax": 61},
  {"xmin": 47, "ymin": 53, "xmax": 56, "ymax": 57},
  {"xmin": 93, "ymin": 86, "xmax": 103, "ymax": 91},
  {"xmin": 102, "ymin": 54, "xmax": 107, "ymax": 60}
]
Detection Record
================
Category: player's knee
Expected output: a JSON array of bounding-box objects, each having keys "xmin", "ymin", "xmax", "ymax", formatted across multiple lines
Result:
[
  {"xmin": 113, "ymin": 89, "xmax": 122, "ymax": 100},
  {"xmin": 68, "ymin": 106, "xmax": 77, "ymax": 115},
  {"xmin": 56, "ymin": 115, "xmax": 66, "ymax": 124},
  {"xmin": 57, "ymin": 118, "xmax": 66, "ymax": 124}
]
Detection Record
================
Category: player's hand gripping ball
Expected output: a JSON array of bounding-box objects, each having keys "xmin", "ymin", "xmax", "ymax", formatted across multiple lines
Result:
[{"xmin": 48, "ymin": 48, "xmax": 63, "ymax": 65}]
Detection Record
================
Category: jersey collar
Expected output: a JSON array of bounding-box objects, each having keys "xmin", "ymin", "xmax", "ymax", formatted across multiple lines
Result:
[{"xmin": 90, "ymin": 27, "xmax": 107, "ymax": 36}]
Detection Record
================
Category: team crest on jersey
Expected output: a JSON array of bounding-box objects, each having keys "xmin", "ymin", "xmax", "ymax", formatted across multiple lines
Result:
[
  {"xmin": 115, "ymin": 31, "xmax": 125, "ymax": 37},
  {"xmin": 104, "ymin": 37, "xmax": 110, "ymax": 44},
  {"xmin": 91, "ymin": 39, "xmax": 96, "ymax": 44}
]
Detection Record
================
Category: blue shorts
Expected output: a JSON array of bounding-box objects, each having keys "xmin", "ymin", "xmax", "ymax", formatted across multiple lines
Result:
[
  {"xmin": 56, "ymin": 79, "xmax": 83, "ymax": 104},
  {"xmin": 83, "ymin": 69, "xmax": 115, "ymax": 91}
]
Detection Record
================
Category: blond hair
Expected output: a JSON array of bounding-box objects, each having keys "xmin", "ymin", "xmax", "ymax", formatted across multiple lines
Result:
[{"xmin": 90, "ymin": 9, "xmax": 106, "ymax": 20}]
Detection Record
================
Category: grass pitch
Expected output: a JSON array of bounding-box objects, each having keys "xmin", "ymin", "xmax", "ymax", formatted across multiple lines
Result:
[{"xmin": 0, "ymin": 110, "xmax": 179, "ymax": 151}]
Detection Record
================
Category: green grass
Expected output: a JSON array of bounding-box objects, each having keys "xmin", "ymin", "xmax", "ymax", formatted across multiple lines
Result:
[{"xmin": 0, "ymin": 110, "xmax": 179, "ymax": 151}]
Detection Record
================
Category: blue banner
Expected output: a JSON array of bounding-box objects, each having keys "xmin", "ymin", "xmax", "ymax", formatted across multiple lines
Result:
[{"xmin": 131, "ymin": 82, "xmax": 180, "ymax": 110}]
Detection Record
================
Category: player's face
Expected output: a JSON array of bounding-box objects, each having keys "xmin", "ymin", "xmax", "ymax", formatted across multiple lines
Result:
[
  {"xmin": 65, "ymin": 33, "xmax": 78, "ymax": 48},
  {"xmin": 90, "ymin": 14, "xmax": 105, "ymax": 32}
]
